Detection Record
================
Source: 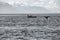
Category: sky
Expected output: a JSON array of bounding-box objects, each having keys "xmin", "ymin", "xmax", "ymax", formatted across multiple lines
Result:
[{"xmin": 0, "ymin": 0, "xmax": 60, "ymax": 13}]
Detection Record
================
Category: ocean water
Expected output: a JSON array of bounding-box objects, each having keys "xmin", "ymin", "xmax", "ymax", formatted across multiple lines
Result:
[{"xmin": 0, "ymin": 14, "xmax": 60, "ymax": 40}]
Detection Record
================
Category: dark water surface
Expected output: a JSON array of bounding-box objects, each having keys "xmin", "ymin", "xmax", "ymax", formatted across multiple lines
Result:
[{"xmin": 0, "ymin": 14, "xmax": 60, "ymax": 40}]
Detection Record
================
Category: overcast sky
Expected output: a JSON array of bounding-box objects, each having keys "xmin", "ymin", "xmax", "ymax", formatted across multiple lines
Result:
[{"xmin": 0, "ymin": 0, "xmax": 60, "ymax": 13}]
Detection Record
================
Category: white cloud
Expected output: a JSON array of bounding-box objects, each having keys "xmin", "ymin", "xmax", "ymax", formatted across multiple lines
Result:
[
  {"xmin": 0, "ymin": 0, "xmax": 60, "ymax": 13},
  {"xmin": 0, "ymin": 0, "xmax": 59, "ymax": 7}
]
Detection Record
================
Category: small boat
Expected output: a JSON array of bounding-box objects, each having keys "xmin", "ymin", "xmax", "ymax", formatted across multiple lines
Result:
[{"xmin": 27, "ymin": 15, "xmax": 37, "ymax": 18}]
